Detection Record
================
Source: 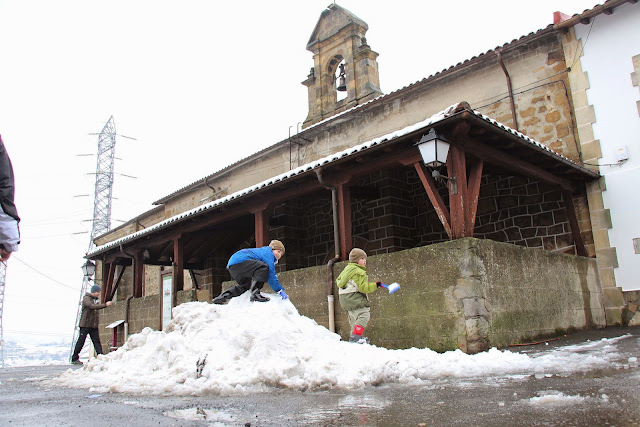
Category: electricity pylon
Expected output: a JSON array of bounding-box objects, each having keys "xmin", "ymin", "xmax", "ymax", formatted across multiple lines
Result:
[{"xmin": 69, "ymin": 116, "xmax": 117, "ymax": 361}]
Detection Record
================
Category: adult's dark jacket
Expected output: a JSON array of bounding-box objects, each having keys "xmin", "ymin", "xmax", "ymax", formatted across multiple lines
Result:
[
  {"xmin": 79, "ymin": 293, "xmax": 108, "ymax": 328},
  {"xmin": 0, "ymin": 137, "xmax": 19, "ymax": 222}
]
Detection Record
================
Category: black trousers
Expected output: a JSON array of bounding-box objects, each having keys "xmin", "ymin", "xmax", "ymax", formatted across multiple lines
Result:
[
  {"xmin": 226, "ymin": 260, "xmax": 269, "ymax": 296},
  {"xmin": 71, "ymin": 327, "xmax": 103, "ymax": 360}
]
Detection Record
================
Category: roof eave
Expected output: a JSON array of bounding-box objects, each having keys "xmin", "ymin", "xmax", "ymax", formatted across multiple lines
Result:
[{"xmin": 553, "ymin": 0, "xmax": 633, "ymax": 30}]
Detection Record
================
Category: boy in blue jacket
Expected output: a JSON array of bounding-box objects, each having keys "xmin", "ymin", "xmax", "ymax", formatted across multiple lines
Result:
[{"xmin": 213, "ymin": 240, "xmax": 289, "ymax": 304}]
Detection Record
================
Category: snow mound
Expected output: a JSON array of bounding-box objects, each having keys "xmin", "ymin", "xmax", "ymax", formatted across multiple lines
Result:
[{"xmin": 51, "ymin": 295, "xmax": 626, "ymax": 395}]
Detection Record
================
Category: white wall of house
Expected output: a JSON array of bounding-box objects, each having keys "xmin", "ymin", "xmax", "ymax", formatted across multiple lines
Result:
[{"xmin": 576, "ymin": 2, "xmax": 640, "ymax": 291}]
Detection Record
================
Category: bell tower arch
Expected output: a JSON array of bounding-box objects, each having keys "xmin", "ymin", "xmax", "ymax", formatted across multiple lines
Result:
[{"xmin": 302, "ymin": 4, "xmax": 383, "ymax": 128}]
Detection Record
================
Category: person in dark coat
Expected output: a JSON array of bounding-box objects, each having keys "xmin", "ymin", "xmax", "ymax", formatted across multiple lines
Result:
[
  {"xmin": 71, "ymin": 284, "xmax": 112, "ymax": 365},
  {"xmin": 0, "ymin": 134, "xmax": 20, "ymax": 262},
  {"xmin": 213, "ymin": 240, "xmax": 289, "ymax": 304}
]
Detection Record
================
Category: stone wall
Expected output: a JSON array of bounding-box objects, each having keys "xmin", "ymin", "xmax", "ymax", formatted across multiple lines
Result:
[
  {"xmin": 99, "ymin": 295, "xmax": 160, "ymax": 352},
  {"xmin": 623, "ymin": 291, "xmax": 640, "ymax": 326},
  {"xmin": 200, "ymin": 238, "xmax": 604, "ymax": 353}
]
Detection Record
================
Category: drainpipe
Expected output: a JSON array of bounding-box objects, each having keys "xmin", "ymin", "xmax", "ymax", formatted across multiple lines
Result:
[
  {"xmin": 497, "ymin": 49, "xmax": 519, "ymax": 132},
  {"xmin": 119, "ymin": 244, "xmax": 135, "ymax": 341},
  {"xmin": 315, "ymin": 168, "xmax": 341, "ymax": 333}
]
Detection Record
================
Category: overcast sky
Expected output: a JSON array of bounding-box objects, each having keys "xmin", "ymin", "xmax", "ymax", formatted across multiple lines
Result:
[{"xmin": 0, "ymin": 0, "xmax": 599, "ymax": 346}]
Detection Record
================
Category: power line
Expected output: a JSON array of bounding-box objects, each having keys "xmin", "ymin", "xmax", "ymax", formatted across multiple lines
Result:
[
  {"xmin": 11, "ymin": 256, "xmax": 79, "ymax": 292},
  {"xmin": 569, "ymin": 15, "xmax": 596, "ymax": 70},
  {"xmin": 5, "ymin": 293, "xmax": 78, "ymax": 304}
]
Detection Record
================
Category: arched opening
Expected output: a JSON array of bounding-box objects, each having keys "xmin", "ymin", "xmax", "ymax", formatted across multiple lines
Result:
[{"xmin": 328, "ymin": 56, "xmax": 347, "ymax": 102}]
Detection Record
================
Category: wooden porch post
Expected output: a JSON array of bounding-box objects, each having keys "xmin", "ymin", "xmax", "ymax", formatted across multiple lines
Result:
[
  {"xmin": 102, "ymin": 261, "xmax": 116, "ymax": 302},
  {"xmin": 562, "ymin": 190, "xmax": 588, "ymax": 256},
  {"xmin": 413, "ymin": 161, "xmax": 452, "ymax": 238},
  {"xmin": 466, "ymin": 159, "xmax": 484, "ymax": 232},
  {"xmin": 172, "ymin": 236, "xmax": 184, "ymax": 309},
  {"xmin": 413, "ymin": 147, "xmax": 483, "ymax": 240},
  {"xmin": 447, "ymin": 145, "xmax": 468, "ymax": 239},
  {"xmin": 252, "ymin": 204, "xmax": 270, "ymax": 248},
  {"xmin": 134, "ymin": 250, "xmax": 144, "ymax": 298},
  {"xmin": 336, "ymin": 183, "xmax": 352, "ymax": 260}
]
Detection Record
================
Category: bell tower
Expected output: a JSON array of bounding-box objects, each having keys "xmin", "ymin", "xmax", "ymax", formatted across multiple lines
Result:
[{"xmin": 302, "ymin": 4, "xmax": 383, "ymax": 128}]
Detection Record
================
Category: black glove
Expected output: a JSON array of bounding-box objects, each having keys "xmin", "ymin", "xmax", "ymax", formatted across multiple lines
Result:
[{"xmin": 376, "ymin": 282, "xmax": 383, "ymax": 287}]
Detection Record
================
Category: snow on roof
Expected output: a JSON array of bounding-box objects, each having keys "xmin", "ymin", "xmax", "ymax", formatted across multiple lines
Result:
[{"xmin": 87, "ymin": 103, "xmax": 594, "ymax": 258}]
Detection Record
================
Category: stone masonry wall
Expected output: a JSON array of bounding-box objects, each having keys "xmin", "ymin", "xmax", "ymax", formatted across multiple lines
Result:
[
  {"xmin": 474, "ymin": 175, "xmax": 577, "ymax": 254},
  {"xmin": 99, "ymin": 295, "xmax": 161, "ymax": 353}
]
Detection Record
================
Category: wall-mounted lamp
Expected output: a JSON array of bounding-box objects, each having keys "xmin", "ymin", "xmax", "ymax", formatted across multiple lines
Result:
[
  {"xmin": 416, "ymin": 128, "xmax": 457, "ymax": 191},
  {"xmin": 81, "ymin": 259, "xmax": 96, "ymax": 281},
  {"xmin": 417, "ymin": 128, "xmax": 450, "ymax": 167}
]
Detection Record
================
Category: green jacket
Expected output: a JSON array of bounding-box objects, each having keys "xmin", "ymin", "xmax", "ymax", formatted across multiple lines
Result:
[{"xmin": 336, "ymin": 263, "xmax": 377, "ymax": 311}]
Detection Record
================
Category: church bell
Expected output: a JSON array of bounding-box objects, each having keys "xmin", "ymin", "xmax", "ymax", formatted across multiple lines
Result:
[{"xmin": 337, "ymin": 63, "xmax": 347, "ymax": 92}]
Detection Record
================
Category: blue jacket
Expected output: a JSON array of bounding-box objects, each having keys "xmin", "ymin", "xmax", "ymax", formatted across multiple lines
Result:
[{"xmin": 227, "ymin": 246, "xmax": 284, "ymax": 292}]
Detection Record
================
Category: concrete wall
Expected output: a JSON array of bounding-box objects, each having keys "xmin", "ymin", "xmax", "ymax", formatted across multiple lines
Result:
[{"xmin": 100, "ymin": 238, "xmax": 605, "ymax": 354}]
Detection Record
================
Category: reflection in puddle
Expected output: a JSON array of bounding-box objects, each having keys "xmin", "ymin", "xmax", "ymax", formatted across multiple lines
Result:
[
  {"xmin": 302, "ymin": 393, "xmax": 391, "ymax": 425},
  {"xmin": 163, "ymin": 406, "xmax": 236, "ymax": 423}
]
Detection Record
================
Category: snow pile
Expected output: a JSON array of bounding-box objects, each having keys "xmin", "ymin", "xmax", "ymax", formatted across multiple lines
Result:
[{"xmin": 51, "ymin": 295, "xmax": 628, "ymax": 395}]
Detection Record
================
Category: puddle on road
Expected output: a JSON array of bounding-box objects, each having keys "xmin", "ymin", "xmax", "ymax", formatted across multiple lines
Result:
[
  {"xmin": 163, "ymin": 406, "xmax": 237, "ymax": 423},
  {"xmin": 300, "ymin": 393, "xmax": 391, "ymax": 425}
]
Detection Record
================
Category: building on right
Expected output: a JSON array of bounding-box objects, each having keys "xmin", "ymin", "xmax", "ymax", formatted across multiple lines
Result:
[{"xmin": 555, "ymin": 0, "xmax": 640, "ymax": 324}]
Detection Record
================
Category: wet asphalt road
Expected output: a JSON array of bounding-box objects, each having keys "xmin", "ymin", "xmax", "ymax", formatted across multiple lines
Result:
[{"xmin": 1, "ymin": 326, "xmax": 639, "ymax": 427}]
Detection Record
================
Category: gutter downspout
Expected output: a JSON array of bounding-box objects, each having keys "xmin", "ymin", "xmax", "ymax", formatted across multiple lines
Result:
[
  {"xmin": 315, "ymin": 168, "xmax": 341, "ymax": 333},
  {"xmin": 497, "ymin": 49, "xmax": 519, "ymax": 132},
  {"xmin": 119, "ymin": 244, "xmax": 135, "ymax": 341}
]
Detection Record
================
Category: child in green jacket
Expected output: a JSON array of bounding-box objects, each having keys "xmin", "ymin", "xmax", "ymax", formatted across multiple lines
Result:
[{"xmin": 336, "ymin": 248, "xmax": 382, "ymax": 344}]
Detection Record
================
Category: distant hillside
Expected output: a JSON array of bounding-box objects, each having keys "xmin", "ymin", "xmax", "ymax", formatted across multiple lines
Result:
[{"xmin": 2, "ymin": 339, "xmax": 71, "ymax": 367}]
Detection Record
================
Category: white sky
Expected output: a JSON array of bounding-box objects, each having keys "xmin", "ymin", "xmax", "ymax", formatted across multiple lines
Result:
[
  {"xmin": 51, "ymin": 297, "xmax": 635, "ymax": 398},
  {"xmin": 0, "ymin": 0, "xmax": 600, "ymax": 345}
]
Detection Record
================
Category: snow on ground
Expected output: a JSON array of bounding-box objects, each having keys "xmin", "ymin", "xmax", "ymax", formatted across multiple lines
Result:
[
  {"xmin": 527, "ymin": 390, "xmax": 608, "ymax": 406},
  {"xmin": 50, "ymin": 295, "xmax": 631, "ymax": 396}
]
